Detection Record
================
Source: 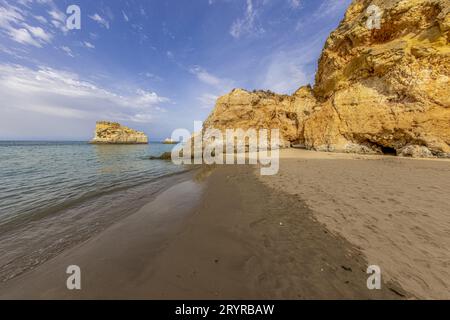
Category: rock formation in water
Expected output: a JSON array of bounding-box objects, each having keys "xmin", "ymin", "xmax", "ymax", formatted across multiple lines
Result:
[
  {"xmin": 204, "ymin": 0, "xmax": 450, "ymax": 157},
  {"xmin": 90, "ymin": 121, "xmax": 148, "ymax": 144}
]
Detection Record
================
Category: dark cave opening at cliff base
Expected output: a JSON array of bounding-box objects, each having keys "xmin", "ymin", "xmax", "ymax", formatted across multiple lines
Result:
[
  {"xmin": 358, "ymin": 139, "xmax": 398, "ymax": 156},
  {"xmin": 380, "ymin": 146, "xmax": 397, "ymax": 156}
]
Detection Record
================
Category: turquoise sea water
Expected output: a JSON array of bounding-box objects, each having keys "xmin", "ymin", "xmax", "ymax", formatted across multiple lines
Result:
[
  {"xmin": 0, "ymin": 141, "xmax": 181, "ymax": 227},
  {"xmin": 0, "ymin": 141, "xmax": 186, "ymax": 281}
]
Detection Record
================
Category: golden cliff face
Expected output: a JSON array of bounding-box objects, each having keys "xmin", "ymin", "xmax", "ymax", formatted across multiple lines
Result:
[
  {"xmin": 203, "ymin": 88, "xmax": 316, "ymax": 147},
  {"xmin": 91, "ymin": 121, "xmax": 148, "ymax": 144},
  {"xmin": 204, "ymin": 0, "xmax": 450, "ymax": 157}
]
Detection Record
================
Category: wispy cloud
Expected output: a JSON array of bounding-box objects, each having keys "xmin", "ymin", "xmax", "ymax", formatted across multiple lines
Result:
[
  {"xmin": 23, "ymin": 23, "xmax": 52, "ymax": 42},
  {"xmin": 7, "ymin": 27, "xmax": 41, "ymax": 47},
  {"xmin": 230, "ymin": 0, "xmax": 264, "ymax": 39},
  {"xmin": 189, "ymin": 66, "xmax": 234, "ymax": 90},
  {"xmin": 190, "ymin": 66, "xmax": 221, "ymax": 87},
  {"xmin": 0, "ymin": 64, "xmax": 169, "ymax": 124},
  {"xmin": 314, "ymin": 0, "xmax": 347, "ymax": 18},
  {"xmin": 197, "ymin": 93, "xmax": 219, "ymax": 109},
  {"xmin": 296, "ymin": 0, "xmax": 350, "ymax": 30},
  {"xmin": 122, "ymin": 10, "xmax": 129, "ymax": 22},
  {"xmin": 89, "ymin": 13, "xmax": 110, "ymax": 29},
  {"xmin": 258, "ymin": 34, "xmax": 327, "ymax": 94},
  {"xmin": 189, "ymin": 66, "xmax": 234, "ymax": 109},
  {"xmin": 83, "ymin": 41, "xmax": 95, "ymax": 49},
  {"xmin": 34, "ymin": 15, "xmax": 47, "ymax": 24},
  {"xmin": 61, "ymin": 46, "xmax": 74, "ymax": 57},
  {"xmin": 0, "ymin": 1, "xmax": 53, "ymax": 47},
  {"xmin": 262, "ymin": 53, "xmax": 308, "ymax": 94},
  {"xmin": 141, "ymin": 72, "xmax": 163, "ymax": 82},
  {"xmin": 47, "ymin": 5, "xmax": 68, "ymax": 33}
]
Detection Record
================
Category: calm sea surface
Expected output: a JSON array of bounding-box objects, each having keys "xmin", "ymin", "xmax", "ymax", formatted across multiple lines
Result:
[
  {"xmin": 0, "ymin": 141, "xmax": 187, "ymax": 281},
  {"xmin": 0, "ymin": 141, "xmax": 182, "ymax": 226}
]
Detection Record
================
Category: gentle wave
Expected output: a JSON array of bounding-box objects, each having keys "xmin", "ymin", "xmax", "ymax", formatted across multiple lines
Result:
[{"xmin": 0, "ymin": 141, "xmax": 181, "ymax": 231}]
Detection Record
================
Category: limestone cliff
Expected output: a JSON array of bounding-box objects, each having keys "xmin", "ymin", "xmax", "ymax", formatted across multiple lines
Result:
[
  {"xmin": 203, "ymin": 87, "xmax": 316, "ymax": 147},
  {"xmin": 204, "ymin": 0, "xmax": 450, "ymax": 157},
  {"xmin": 90, "ymin": 121, "xmax": 148, "ymax": 144}
]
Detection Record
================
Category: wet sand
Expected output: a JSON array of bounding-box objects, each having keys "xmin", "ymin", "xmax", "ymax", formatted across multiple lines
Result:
[{"xmin": 0, "ymin": 157, "xmax": 407, "ymax": 299}]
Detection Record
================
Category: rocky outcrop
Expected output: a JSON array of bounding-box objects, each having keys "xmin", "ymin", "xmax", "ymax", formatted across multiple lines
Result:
[
  {"xmin": 204, "ymin": 0, "xmax": 450, "ymax": 157},
  {"xmin": 90, "ymin": 121, "xmax": 148, "ymax": 144},
  {"xmin": 203, "ymin": 87, "xmax": 316, "ymax": 147},
  {"xmin": 149, "ymin": 152, "xmax": 172, "ymax": 160}
]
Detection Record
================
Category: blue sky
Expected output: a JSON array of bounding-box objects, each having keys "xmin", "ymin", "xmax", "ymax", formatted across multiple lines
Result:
[{"xmin": 0, "ymin": 0, "xmax": 351, "ymax": 140}]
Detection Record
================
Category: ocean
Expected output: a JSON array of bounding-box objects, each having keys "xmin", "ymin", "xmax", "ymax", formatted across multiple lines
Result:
[{"xmin": 0, "ymin": 141, "xmax": 187, "ymax": 281}]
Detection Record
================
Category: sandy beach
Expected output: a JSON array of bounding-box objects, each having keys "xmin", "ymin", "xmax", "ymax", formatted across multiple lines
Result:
[
  {"xmin": 260, "ymin": 150, "xmax": 450, "ymax": 299},
  {"xmin": 4, "ymin": 149, "xmax": 449, "ymax": 299},
  {"xmin": 1, "ymin": 0, "xmax": 449, "ymax": 305}
]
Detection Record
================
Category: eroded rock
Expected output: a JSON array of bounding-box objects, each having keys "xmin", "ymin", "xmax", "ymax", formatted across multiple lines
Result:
[
  {"xmin": 90, "ymin": 121, "xmax": 148, "ymax": 144},
  {"xmin": 203, "ymin": 0, "xmax": 450, "ymax": 158}
]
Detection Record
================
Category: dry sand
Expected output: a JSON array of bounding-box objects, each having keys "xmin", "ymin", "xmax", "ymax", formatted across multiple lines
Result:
[
  {"xmin": 0, "ymin": 149, "xmax": 448, "ymax": 299},
  {"xmin": 259, "ymin": 149, "xmax": 450, "ymax": 299}
]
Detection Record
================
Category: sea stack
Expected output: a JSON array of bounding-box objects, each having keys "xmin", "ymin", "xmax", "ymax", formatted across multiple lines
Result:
[{"xmin": 90, "ymin": 121, "xmax": 148, "ymax": 144}]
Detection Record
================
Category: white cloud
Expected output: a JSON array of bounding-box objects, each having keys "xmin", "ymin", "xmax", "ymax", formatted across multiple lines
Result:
[
  {"xmin": 61, "ymin": 46, "xmax": 74, "ymax": 57},
  {"xmin": 89, "ymin": 13, "xmax": 110, "ymax": 29},
  {"xmin": 34, "ymin": 15, "xmax": 47, "ymax": 24},
  {"xmin": 0, "ymin": 64, "xmax": 169, "ymax": 125},
  {"xmin": 16, "ymin": 0, "xmax": 32, "ymax": 7},
  {"xmin": 48, "ymin": 9, "xmax": 65, "ymax": 22},
  {"xmin": 0, "ymin": 2, "xmax": 53, "ymax": 47},
  {"xmin": 122, "ymin": 10, "xmax": 129, "ymax": 22},
  {"xmin": 262, "ymin": 56, "xmax": 308, "ymax": 94},
  {"xmin": 23, "ymin": 24, "xmax": 52, "ymax": 42},
  {"xmin": 189, "ymin": 67, "xmax": 233, "ymax": 108},
  {"xmin": 8, "ymin": 28, "xmax": 41, "ymax": 47},
  {"xmin": 135, "ymin": 89, "xmax": 168, "ymax": 106},
  {"xmin": 189, "ymin": 66, "xmax": 234, "ymax": 90},
  {"xmin": 83, "ymin": 41, "xmax": 95, "ymax": 49},
  {"xmin": 259, "ymin": 37, "xmax": 325, "ymax": 94},
  {"xmin": 230, "ymin": 0, "xmax": 264, "ymax": 39},
  {"xmin": 142, "ymin": 72, "xmax": 163, "ymax": 81},
  {"xmin": 0, "ymin": 1, "xmax": 25, "ymax": 29},
  {"xmin": 48, "ymin": 8, "xmax": 68, "ymax": 33},
  {"xmin": 197, "ymin": 93, "xmax": 219, "ymax": 109},
  {"xmin": 190, "ymin": 66, "xmax": 221, "ymax": 87}
]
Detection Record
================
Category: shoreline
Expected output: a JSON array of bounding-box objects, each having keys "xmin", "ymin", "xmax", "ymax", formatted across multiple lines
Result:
[
  {"xmin": 1, "ymin": 149, "xmax": 449, "ymax": 299},
  {"xmin": 0, "ymin": 157, "xmax": 405, "ymax": 299},
  {"xmin": 0, "ymin": 168, "xmax": 196, "ymax": 284},
  {"xmin": 0, "ymin": 169, "xmax": 206, "ymax": 299}
]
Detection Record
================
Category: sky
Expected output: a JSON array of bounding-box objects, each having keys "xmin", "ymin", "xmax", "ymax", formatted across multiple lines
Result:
[{"xmin": 0, "ymin": 0, "xmax": 352, "ymax": 141}]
